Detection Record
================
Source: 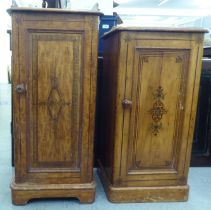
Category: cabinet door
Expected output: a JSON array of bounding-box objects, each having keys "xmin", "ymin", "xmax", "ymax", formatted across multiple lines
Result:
[
  {"xmin": 119, "ymin": 38, "xmax": 199, "ymax": 186},
  {"xmin": 13, "ymin": 18, "xmax": 94, "ymax": 184}
]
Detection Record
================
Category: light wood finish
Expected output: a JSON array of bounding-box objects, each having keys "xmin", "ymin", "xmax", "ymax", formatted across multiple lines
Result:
[
  {"xmin": 103, "ymin": 26, "xmax": 208, "ymax": 37},
  {"xmin": 9, "ymin": 7, "xmax": 101, "ymax": 205},
  {"xmin": 11, "ymin": 180, "xmax": 95, "ymax": 205},
  {"xmin": 98, "ymin": 161, "xmax": 188, "ymax": 202},
  {"xmin": 98, "ymin": 27, "xmax": 207, "ymax": 202}
]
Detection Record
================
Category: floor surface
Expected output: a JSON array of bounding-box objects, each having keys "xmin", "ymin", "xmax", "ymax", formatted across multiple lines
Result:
[{"xmin": 0, "ymin": 83, "xmax": 211, "ymax": 210}]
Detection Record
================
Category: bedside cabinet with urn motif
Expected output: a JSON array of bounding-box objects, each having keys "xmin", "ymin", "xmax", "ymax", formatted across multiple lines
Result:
[
  {"xmin": 98, "ymin": 27, "xmax": 207, "ymax": 202},
  {"xmin": 8, "ymin": 7, "xmax": 101, "ymax": 205}
]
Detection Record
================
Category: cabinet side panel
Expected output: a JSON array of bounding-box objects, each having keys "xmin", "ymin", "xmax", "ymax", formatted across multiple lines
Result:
[
  {"xmin": 183, "ymin": 34, "xmax": 204, "ymax": 175},
  {"xmin": 99, "ymin": 34, "xmax": 119, "ymax": 181},
  {"xmin": 85, "ymin": 16, "xmax": 99, "ymax": 181},
  {"xmin": 12, "ymin": 13, "xmax": 23, "ymax": 178}
]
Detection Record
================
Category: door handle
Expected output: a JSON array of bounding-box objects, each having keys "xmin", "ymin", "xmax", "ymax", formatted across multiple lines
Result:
[
  {"xmin": 16, "ymin": 83, "xmax": 26, "ymax": 94},
  {"xmin": 122, "ymin": 99, "xmax": 132, "ymax": 108}
]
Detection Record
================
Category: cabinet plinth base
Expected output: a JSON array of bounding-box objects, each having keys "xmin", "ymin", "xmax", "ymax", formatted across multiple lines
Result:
[
  {"xmin": 98, "ymin": 163, "xmax": 189, "ymax": 203},
  {"xmin": 11, "ymin": 179, "xmax": 96, "ymax": 205}
]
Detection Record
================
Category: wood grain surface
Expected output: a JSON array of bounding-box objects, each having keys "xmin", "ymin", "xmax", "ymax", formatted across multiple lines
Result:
[
  {"xmin": 98, "ymin": 28, "xmax": 206, "ymax": 202},
  {"xmin": 10, "ymin": 8, "xmax": 100, "ymax": 205}
]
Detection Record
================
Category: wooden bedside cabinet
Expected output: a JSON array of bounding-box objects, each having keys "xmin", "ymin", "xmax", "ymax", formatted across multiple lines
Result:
[
  {"xmin": 8, "ymin": 7, "xmax": 101, "ymax": 205},
  {"xmin": 98, "ymin": 27, "xmax": 207, "ymax": 202}
]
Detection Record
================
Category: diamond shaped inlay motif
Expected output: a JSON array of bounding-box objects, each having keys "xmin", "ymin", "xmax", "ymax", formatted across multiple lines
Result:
[
  {"xmin": 39, "ymin": 76, "xmax": 71, "ymax": 122},
  {"xmin": 47, "ymin": 82, "xmax": 63, "ymax": 121}
]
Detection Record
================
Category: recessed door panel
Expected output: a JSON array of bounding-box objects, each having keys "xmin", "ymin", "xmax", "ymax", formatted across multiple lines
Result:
[
  {"xmin": 122, "ymin": 46, "xmax": 190, "ymax": 181},
  {"xmin": 28, "ymin": 32, "xmax": 83, "ymax": 173}
]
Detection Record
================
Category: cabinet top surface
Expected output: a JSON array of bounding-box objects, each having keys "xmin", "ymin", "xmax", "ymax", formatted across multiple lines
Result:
[
  {"xmin": 7, "ymin": 7, "xmax": 103, "ymax": 16},
  {"xmin": 103, "ymin": 26, "xmax": 209, "ymax": 38}
]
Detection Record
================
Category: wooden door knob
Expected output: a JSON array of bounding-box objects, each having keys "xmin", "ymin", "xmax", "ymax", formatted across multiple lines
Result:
[
  {"xmin": 16, "ymin": 84, "xmax": 26, "ymax": 94},
  {"xmin": 122, "ymin": 99, "xmax": 132, "ymax": 108}
]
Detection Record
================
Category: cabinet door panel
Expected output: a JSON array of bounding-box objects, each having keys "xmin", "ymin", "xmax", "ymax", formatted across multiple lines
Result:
[
  {"xmin": 30, "ymin": 33, "xmax": 82, "ymax": 172},
  {"xmin": 15, "ymin": 21, "xmax": 91, "ymax": 182},
  {"xmin": 122, "ymin": 45, "xmax": 190, "ymax": 183}
]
